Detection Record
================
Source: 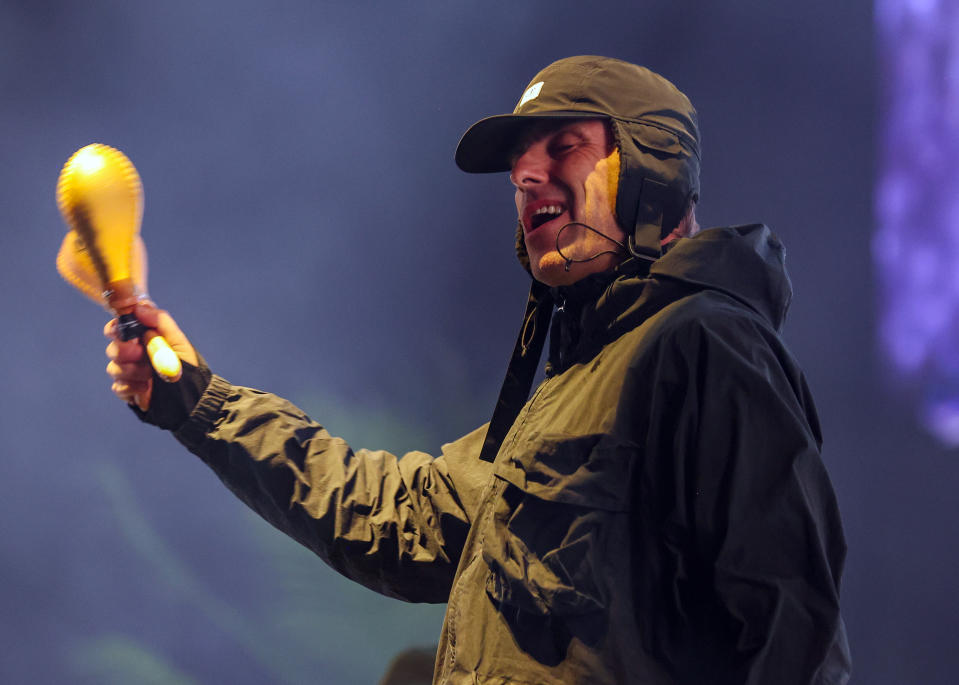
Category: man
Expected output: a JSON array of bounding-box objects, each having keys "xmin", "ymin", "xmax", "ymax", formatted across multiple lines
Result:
[{"xmin": 106, "ymin": 56, "xmax": 850, "ymax": 683}]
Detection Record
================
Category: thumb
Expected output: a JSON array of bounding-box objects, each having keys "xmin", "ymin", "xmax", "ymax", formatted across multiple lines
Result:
[{"xmin": 133, "ymin": 301, "xmax": 199, "ymax": 367}]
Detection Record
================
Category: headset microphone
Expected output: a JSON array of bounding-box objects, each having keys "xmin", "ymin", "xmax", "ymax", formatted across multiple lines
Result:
[{"xmin": 555, "ymin": 221, "xmax": 628, "ymax": 272}]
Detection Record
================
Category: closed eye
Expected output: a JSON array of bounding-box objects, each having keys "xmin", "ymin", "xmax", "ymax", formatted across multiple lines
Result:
[{"xmin": 548, "ymin": 133, "xmax": 585, "ymax": 157}]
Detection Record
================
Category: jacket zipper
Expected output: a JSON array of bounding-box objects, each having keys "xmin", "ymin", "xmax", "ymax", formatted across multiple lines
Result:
[{"xmin": 442, "ymin": 376, "xmax": 552, "ymax": 681}]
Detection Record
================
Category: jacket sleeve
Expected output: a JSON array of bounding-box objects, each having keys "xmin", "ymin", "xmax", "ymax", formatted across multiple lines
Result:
[
  {"xmin": 171, "ymin": 375, "xmax": 491, "ymax": 603},
  {"xmin": 639, "ymin": 308, "xmax": 850, "ymax": 684}
]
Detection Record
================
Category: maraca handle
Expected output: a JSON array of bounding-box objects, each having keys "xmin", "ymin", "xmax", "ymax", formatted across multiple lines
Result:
[
  {"xmin": 116, "ymin": 312, "xmax": 148, "ymax": 341},
  {"xmin": 116, "ymin": 313, "xmax": 183, "ymax": 383}
]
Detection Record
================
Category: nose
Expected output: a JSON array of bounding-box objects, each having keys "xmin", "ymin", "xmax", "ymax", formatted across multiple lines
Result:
[{"xmin": 509, "ymin": 145, "xmax": 549, "ymax": 189}]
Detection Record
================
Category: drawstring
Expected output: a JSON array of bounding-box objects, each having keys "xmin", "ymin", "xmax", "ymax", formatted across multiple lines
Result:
[{"xmin": 519, "ymin": 300, "xmax": 540, "ymax": 357}]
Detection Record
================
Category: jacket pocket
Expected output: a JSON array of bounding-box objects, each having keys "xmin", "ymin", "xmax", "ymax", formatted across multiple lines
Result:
[{"xmin": 482, "ymin": 433, "xmax": 635, "ymax": 617}]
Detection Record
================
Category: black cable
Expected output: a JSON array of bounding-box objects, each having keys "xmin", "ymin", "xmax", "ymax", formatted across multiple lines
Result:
[{"xmin": 555, "ymin": 221, "xmax": 628, "ymax": 271}]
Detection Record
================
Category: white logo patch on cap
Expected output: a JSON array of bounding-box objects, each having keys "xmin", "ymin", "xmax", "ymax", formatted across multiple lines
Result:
[{"xmin": 518, "ymin": 81, "xmax": 544, "ymax": 108}]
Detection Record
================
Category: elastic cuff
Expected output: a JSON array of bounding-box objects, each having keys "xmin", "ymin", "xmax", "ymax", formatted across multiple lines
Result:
[
  {"xmin": 174, "ymin": 375, "xmax": 234, "ymax": 451},
  {"xmin": 129, "ymin": 353, "xmax": 213, "ymax": 431}
]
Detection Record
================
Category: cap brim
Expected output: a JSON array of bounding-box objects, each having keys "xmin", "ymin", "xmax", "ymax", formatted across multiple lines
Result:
[{"xmin": 455, "ymin": 111, "xmax": 606, "ymax": 174}]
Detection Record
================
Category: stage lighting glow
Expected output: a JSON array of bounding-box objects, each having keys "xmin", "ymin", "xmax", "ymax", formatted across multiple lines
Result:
[{"xmin": 875, "ymin": 0, "xmax": 959, "ymax": 445}]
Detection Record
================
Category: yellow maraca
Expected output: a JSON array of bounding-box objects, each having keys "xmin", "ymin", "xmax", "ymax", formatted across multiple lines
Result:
[{"xmin": 56, "ymin": 143, "xmax": 182, "ymax": 383}]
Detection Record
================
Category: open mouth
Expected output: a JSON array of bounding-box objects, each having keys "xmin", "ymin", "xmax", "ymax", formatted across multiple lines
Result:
[{"xmin": 527, "ymin": 203, "xmax": 567, "ymax": 232}]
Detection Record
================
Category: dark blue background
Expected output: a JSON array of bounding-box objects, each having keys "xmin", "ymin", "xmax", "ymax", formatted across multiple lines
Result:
[{"xmin": 0, "ymin": 1, "xmax": 952, "ymax": 683}]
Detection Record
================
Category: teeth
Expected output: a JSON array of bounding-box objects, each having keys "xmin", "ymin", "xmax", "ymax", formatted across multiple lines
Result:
[{"xmin": 532, "ymin": 205, "xmax": 563, "ymax": 216}]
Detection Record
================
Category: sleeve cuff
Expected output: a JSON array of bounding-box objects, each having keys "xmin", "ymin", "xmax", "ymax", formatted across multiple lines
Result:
[
  {"xmin": 174, "ymin": 374, "xmax": 234, "ymax": 451},
  {"xmin": 129, "ymin": 353, "xmax": 213, "ymax": 431}
]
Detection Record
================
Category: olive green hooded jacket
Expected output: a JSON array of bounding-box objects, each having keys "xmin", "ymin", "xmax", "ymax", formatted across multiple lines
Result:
[{"xmin": 166, "ymin": 224, "xmax": 849, "ymax": 684}]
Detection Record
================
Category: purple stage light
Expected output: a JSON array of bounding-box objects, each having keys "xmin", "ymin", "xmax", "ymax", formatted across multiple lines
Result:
[{"xmin": 875, "ymin": 0, "xmax": 959, "ymax": 445}]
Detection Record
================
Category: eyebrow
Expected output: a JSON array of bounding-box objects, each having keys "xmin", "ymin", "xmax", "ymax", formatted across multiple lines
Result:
[{"xmin": 508, "ymin": 120, "xmax": 589, "ymax": 166}]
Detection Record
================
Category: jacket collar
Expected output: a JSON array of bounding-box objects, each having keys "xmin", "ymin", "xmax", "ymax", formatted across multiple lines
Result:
[{"xmin": 546, "ymin": 224, "xmax": 792, "ymax": 373}]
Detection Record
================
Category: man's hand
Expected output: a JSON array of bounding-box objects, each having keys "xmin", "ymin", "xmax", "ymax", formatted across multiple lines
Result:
[{"xmin": 105, "ymin": 302, "xmax": 198, "ymax": 411}]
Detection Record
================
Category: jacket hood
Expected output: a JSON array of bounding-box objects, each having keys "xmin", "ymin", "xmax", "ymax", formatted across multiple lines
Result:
[
  {"xmin": 548, "ymin": 224, "xmax": 793, "ymax": 373},
  {"xmin": 481, "ymin": 223, "xmax": 792, "ymax": 461},
  {"xmin": 648, "ymin": 223, "xmax": 793, "ymax": 332}
]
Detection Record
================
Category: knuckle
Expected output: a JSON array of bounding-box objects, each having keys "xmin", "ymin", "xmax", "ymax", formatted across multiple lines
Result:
[
  {"xmin": 130, "ymin": 365, "xmax": 151, "ymax": 381},
  {"xmin": 117, "ymin": 342, "xmax": 143, "ymax": 362}
]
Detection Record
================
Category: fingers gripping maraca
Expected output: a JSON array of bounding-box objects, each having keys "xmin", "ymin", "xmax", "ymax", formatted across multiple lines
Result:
[
  {"xmin": 56, "ymin": 144, "xmax": 182, "ymax": 383},
  {"xmin": 105, "ymin": 301, "xmax": 198, "ymax": 411}
]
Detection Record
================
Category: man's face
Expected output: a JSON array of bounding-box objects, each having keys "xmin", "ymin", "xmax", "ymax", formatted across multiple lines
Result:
[{"xmin": 510, "ymin": 119, "xmax": 626, "ymax": 287}]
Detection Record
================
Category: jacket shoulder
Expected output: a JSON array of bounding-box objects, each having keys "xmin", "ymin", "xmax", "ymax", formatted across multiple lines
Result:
[{"xmin": 634, "ymin": 288, "xmax": 783, "ymax": 358}]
